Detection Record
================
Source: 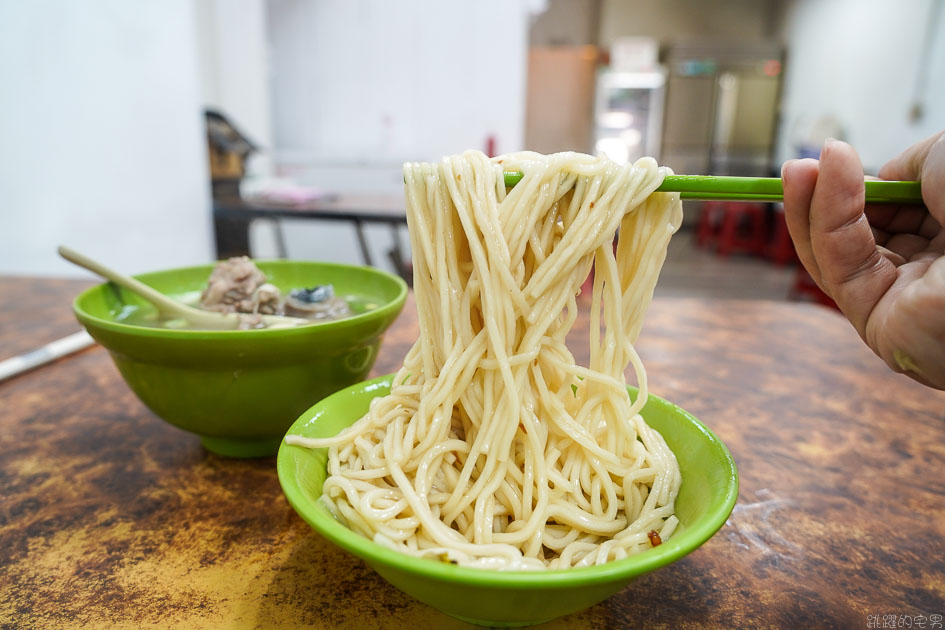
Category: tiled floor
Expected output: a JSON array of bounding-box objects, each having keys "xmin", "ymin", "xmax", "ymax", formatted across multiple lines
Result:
[{"xmin": 655, "ymin": 229, "xmax": 797, "ymax": 301}]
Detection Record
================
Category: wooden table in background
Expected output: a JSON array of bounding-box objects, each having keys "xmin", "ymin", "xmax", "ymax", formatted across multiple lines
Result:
[
  {"xmin": 213, "ymin": 194, "xmax": 409, "ymax": 280},
  {"xmin": 1, "ymin": 276, "xmax": 944, "ymax": 629}
]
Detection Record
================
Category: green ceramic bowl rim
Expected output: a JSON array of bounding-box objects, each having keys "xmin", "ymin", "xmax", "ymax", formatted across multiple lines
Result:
[
  {"xmin": 277, "ymin": 374, "xmax": 739, "ymax": 588},
  {"xmin": 72, "ymin": 260, "xmax": 409, "ymax": 340}
]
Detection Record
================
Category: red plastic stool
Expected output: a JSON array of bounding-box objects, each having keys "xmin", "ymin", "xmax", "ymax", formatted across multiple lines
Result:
[
  {"xmin": 716, "ymin": 202, "xmax": 767, "ymax": 257},
  {"xmin": 768, "ymin": 207, "xmax": 798, "ymax": 266},
  {"xmin": 789, "ymin": 267, "xmax": 839, "ymax": 310},
  {"xmin": 696, "ymin": 201, "xmax": 725, "ymax": 247}
]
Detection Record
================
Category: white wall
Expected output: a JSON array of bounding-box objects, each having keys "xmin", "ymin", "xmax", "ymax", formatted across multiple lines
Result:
[
  {"xmin": 777, "ymin": 0, "xmax": 945, "ymax": 171},
  {"xmin": 0, "ymin": 0, "xmax": 213, "ymax": 276},
  {"xmin": 262, "ymin": 0, "xmax": 532, "ymax": 268},
  {"xmin": 194, "ymin": 0, "xmax": 273, "ymax": 177},
  {"xmin": 267, "ymin": 0, "xmax": 529, "ymax": 179}
]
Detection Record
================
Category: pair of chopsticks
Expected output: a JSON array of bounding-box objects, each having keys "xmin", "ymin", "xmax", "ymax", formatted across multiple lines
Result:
[
  {"xmin": 0, "ymin": 331, "xmax": 95, "ymax": 383},
  {"xmin": 499, "ymin": 173, "xmax": 923, "ymax": 204}
]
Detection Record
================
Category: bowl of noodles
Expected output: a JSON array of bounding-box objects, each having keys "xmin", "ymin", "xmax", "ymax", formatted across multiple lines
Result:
[
  {"xmin": 72, "ymin": 259, "xmax": 407, "ymax": 458},
  {"xmin": 278, "ymin": 375, "xmax": 737, "ymax": 626},
  {"xmin": 277, "ymin": 150, "xmax": 737, "ymax": 626}
]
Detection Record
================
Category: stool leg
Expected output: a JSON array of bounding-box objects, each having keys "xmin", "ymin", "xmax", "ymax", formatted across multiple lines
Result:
[
  {"xmin": 272, "ymin": 218, "xmax": 288, "ymax": 258},
  {"xmin": 353, "ymin": 219, "xmax": 373, "ymax": 266},
  {"xmin": 717, "ymin": 205, "xmax": 738, "ymax": 257},
  {"xmin": 697, "ymin": 202, "xmax": 717, "ymax": 247},
  {"xmin": 751, "ymin": 206, "xmax": 767, "ymax": 256},
  {"xmin": 770, "ymin": 216, "xmax": 795, "ymax": 266}
]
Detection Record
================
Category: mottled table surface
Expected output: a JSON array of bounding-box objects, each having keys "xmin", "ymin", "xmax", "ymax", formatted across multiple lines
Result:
[{"xmin": 2, "ymin": 275, "xmax": 944, "ymax": 629}]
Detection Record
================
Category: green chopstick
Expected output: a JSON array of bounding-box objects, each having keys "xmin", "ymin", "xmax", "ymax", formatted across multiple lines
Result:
[{"xmin": 500, "ymin": 173, "xmax": 923, "ymax": 204}]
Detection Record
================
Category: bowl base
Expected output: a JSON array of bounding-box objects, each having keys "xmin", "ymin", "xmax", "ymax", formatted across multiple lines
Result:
[
  {"xmin": 449, "ymin": 613, "xmax": 554, "ymax": 627},
  {"xmin": 200, "ymin": 435, "xmax": 281, "ymax": 458}
]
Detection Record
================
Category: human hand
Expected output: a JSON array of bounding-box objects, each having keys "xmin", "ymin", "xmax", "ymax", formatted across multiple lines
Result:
[{"xmin": 781, "ymin": 131, "xmax": 945, "ymax": 389}]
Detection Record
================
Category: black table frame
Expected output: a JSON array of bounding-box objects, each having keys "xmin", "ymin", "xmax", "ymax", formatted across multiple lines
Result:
[{"xmin": 212, "ymin": 197, "xmax": 410, "ymax": 281}]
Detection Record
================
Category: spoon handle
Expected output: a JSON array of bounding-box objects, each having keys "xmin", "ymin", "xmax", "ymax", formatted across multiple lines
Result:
[{"xmin": 58, "ymin": 246, "xmax": 187, "ymax": 316}]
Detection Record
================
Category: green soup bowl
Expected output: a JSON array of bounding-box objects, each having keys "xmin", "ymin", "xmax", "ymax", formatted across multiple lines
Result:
[
  {"xmin": 73, "ymin": 261, "xmax": 407, "ymax": 458},
  {"xmin": 278, "ymin": 375, "xmax": 739, "ymax": 626}
]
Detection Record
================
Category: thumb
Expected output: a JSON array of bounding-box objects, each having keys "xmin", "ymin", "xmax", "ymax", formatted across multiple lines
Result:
[
  {"xmin": 878, "ymin": 130, "xmax": 945, "ymax": 226},
  {"xmin": 809, "ymin": 140, "xmax": 897, "ymax": 338}
]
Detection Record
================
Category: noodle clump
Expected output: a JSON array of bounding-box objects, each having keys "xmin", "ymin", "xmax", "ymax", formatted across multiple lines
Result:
[{"xmin": 287, "ymin": 150, "xmax": 683, "ymax": 570}]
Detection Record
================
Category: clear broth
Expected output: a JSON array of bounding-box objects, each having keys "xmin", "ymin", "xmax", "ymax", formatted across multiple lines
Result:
[{"xmin": 113, "ymin": 292, "xmax": 379, "ymax": 330}]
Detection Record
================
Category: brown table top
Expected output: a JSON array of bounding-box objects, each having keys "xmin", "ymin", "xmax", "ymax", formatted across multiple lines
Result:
[{"xmin": 1, "ymin": 275, "xmax": 944, "ymax": 629}]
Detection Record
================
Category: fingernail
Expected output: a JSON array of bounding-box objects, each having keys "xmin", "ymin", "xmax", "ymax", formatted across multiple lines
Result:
[
  {"xmin": 821, "ymin": 137, "xmax": 837, "ymax": 159},
  {"xmin": 781, "ymin": 160, "xmax": 791, "ymax": 184}
]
